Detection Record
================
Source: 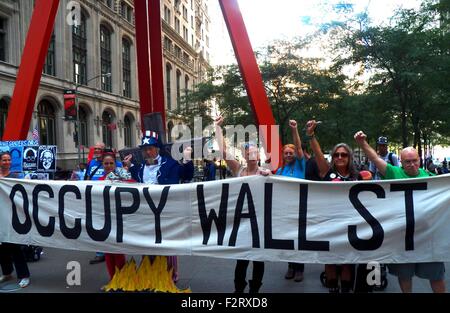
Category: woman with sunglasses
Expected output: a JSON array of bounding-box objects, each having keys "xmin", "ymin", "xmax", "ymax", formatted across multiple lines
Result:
[
  {"xmin": 98, "ymin": 149, "xmax": 134, "ymax": 280},
  {"xmin": 215, "ymin": 116, "xmax": 270, "ymax": 293},
  {"xmin": 0, "ymin": 151, "xmax": 30, "ymax": 288},
  {"xmin": 305, "ymin": 120, "xmax": 367, "ymax": 293},
  {"xmin": 276, "ymin": 120, "xmax": 306, "ymax": 282}
]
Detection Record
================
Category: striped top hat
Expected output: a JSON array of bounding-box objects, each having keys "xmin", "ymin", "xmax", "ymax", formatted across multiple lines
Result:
[{"xmin": 140, "ymin": 130, "xmax": 160, "ymax": 148}]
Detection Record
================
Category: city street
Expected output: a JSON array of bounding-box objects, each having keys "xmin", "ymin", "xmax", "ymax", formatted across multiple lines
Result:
[{"xmin": 0, "ymin": 247, "xmax": 448, "ymax": 293}]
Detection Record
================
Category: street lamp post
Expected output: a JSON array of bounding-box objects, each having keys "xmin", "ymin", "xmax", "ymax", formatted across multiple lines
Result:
[{"xmin": 75, "ymin": 72, "xmax": 111, "ymax": 167}]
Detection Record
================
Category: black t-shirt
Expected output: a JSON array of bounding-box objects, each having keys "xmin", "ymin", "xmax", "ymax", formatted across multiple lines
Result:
[
  {"xmin": 323, "ymin": 169, "xmax": 359, "ymax": 182},
  {"xmin": 305, "ymin": 158, "xmax": 321, "ymax": 181}
]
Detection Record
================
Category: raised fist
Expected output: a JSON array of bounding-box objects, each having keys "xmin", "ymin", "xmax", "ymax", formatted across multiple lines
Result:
[
  {"xmin": 214, "ymin": 116, "xmax": 224, "ymax": 127},
  {"xmin": 305, "ymin": 120, "xmax": 317, "ymax": 136},
  {"xmin": 354, "ymin": 131, "xmax": 367, "ymax": 145},
  {"xmin": 289, "ymin": 120, "xmax": 297, "ymax": 129}
]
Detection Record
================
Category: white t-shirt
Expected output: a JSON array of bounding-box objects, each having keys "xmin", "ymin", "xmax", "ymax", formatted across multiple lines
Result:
[{"xmin": 143, "ymin": 155, "xmax": 162, "ymax": 184}]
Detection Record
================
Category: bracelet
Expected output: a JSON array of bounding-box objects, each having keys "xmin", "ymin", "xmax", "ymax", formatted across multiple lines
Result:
[{"xmin": 306, "ymin": 133, "xmax": 315, "ymax": 139}]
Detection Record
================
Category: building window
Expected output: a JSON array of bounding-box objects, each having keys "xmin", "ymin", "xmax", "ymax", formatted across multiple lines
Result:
[
  {"xmin": 124, "ymin": 115, "xmax": 132, "ymax": 147},
  {"xmin": 121, "ymin": 2, "xmax": 133, "ymax": 23},
  {"xmin": 184, "ymin": 75, "xmax": 189, "ymax": 102},
  {"xmin": 79, "ymin": 106, "xmax": 88, "ymax": 147},
  {"xmin": 164, "ymin": 36, "xmax": 172, "ymax": 52},
  {"xmin": 72, "ymin": 13, "xmax": 87, "ymax": 85},
  {"xmin": 166, "ymin": 63, "xmax": 172, "ymax": 110},
  {"xmin": 38, "ymin": 100, "xmax": 56, "ymax": 145},
  {"xmin": 183, "ymin": 5, "xmax": 188, "ymax": 20},
  {"xmin": 175, "ymin": 17, "xmax": 180, "ymax": 34},
  {"xmin": 183, "ymin": 26, "xmax": 188, "ymax": 41},
  {"xmin": 43, "ymin": 32, "xmax": 56, "ymax": 76},
  {"xmin": 175, "ymin": 45, "xmax": 181, "ymax": 59},
  {"xmin": 100, "ymin": 25, "xmax": 112, "ymax": 92},
  {"xmin": 0, "ymin": 98, "xmax": 9, "ymax": 139},
  {"xmin": 191, "ymin": 0, "xmax": 194, "ymax": 10},
  {"xmin": 104, "ymin": 0, "xmax": 113, "ymax": 8},
  {"xmin": 122, "ymin": 38, "xmax": 131, "ymax": 98},
  {"xmin": 0, "ymin": 17, "xmax": 6, "ymax": 62},
  {"xmin": 164, "ymin": 6, "xmax": 171, "ymax": 25},
  {"xmin": 176, "ymin": 70, "xmax": 181, "ymax": 110},
  {"xmin": 102, "ymin": 111, "xmax": 113, "ymax": 148}
]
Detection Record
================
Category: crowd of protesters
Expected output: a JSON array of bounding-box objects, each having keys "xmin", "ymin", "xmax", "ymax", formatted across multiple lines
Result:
[{"xmin": 0, "ymin": 116, "xmax": 448, "ymax": 294}]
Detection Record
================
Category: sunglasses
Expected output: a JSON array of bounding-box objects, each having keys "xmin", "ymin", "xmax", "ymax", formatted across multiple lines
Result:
[{"xmin": 333, "ymin": 152, "xmax": 349, "ymax": 158}]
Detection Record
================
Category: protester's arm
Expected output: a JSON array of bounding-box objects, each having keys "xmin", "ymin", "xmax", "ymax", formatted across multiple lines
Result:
[
  {"xmin": 289, "ymin": 120, "xmax": 304, "ymax": 159},
  {"xmin": 215, "ymin": 116, "xmax": 240, "ymax": 176},
  {"xmin": 179, "ymin": 147, "xmax": 194, "ymax": 182},
  {"xmin": 305, "ymin": 120, "xmax": 329, "ymax": 178},
  {"xmin": 354, "ymin": 131, "xmax": 387, "ymax": 177}
]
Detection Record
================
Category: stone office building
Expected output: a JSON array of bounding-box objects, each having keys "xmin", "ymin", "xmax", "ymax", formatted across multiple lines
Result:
[{"xmin": 0, "ymin": 0, "xmax": 211, "ymax": 169}]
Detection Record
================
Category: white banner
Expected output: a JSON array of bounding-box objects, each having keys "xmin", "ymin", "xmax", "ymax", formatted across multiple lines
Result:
[{"xmin": 0, "ymin": 175, "xmax": 450, "ymax": 264}]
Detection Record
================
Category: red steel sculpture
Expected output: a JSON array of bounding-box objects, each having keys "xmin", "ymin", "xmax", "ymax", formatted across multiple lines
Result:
[{"xmin": 4, "ymin": 0, "xmax": 281, "ymax": 169}]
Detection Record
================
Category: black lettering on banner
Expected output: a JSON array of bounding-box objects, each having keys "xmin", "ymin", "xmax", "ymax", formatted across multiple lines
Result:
[
  {"xmin": 59, "ymin": 185, "xmax": 82, "ymax": 239},
  {"xmin": 348, "ymin": 184, "xmax": 385, "ymax": 250},
  {"xmin": 143, "ymin": 186, "xmax": 170, "ymax": 244},
  {"xmin": 86, "ymin": 185, "xmax": 111, "ymax": 241},
  {"xmin": 228, "ymin": 183, "xmax": 260, "ymax": 248},
  {"xmin": 391, "ymin": 182, "xmax": 427, "ymax": 251},
  {"xmin": 115, "ymin": 187, "xmax": 141, "ymax": 243},
  {"xmin": 264, "ymin": 183, "xmax": 294, "ymax": 250},
  {"xmin": 32, "ymin": 184, "xmax": 55, "ymax": 237},
  {"xmin": 10, "ymin": 184, "xmax": 32, "ymax": 234},
  {"xmin": 298, "ymin": 184, "xmax": 329, "ymax": 251},
  {"xmin": 197, "ymin": 184, "xmax": 228, "ymax": 245}
]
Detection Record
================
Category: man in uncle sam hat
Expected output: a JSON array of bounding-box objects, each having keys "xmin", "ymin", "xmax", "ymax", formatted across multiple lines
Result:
[
  {"xmin": 125, "ymin": 130, "xmax": 194, "ymax": 185},
  {"xmin": 123, "ymin": 130, "xmax": 194, "ymax": 282}
]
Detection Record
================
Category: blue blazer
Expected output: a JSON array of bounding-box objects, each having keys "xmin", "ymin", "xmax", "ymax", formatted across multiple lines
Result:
[{"xmin": 129, "ymin": 155, "xmax": 194, "ymax": 184}]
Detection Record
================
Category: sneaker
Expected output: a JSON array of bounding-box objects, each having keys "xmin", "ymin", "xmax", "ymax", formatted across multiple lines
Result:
[
  {"xmin": 284, "ymin": 267, "xmax": 294, "ymax": 279},
  {"xmin": 18, "ymin": 278, "xmax": 30, "ymax": 288},
  {"xmin": 0, "ymin": 274, "xmax": 13, "ymax": 283},
  {"xmin": 89, "ymin": 255, "xmax": 105, "ymax": 264},
  {"xmin": 294, "ymin": 271, "xmax": 304, "ymax": 282}
]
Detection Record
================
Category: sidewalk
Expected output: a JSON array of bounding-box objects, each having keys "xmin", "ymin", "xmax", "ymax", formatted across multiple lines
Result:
[{"xmin": 2, "ymin": 248, "xmax": 448, "ymax": 293}]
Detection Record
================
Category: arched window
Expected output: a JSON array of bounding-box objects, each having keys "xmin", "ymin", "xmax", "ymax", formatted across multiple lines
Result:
[
  {"xmin": 176, "ymin": 70, "xmax": 181, "ymax": 110},
  {"xmin": 0, "ymin": 98, "xmax": 9, "ymax": 138},
  {"xmin": 38, "ymin": 100, "xmax": 56, "ymax": 145},
  {"xmin": 72, "ymin": 13, "xmax": 87, "ymax": 84},
  {"xmin": 100, "ymin": 25, "xmax": 112, "ymax": 92},
  {"xmin": 184, "ymin": 75, "xmax": 190, "ymax": 106},
  {"xmin": 102, "ymin": 111, "xmax": 113, "ymax": 148},
  {"xmin": 122, "ymin": 38, "xmax": 131, "ymax": 98},
  {"xmin": 79, "ymin": 106, "xmax": 88, "ymax": 147},
  {"xmin": 124, "ymin": 115, "xmax": 133, "ymax": 147},
  {"xmin": 166, "ymin": 63, "xmax": 172, "ymax": 110}
]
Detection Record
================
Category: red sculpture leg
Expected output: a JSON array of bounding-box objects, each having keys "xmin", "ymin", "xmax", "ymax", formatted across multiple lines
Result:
[
  {"xmin": 134, "ymin": 0, "xmax": 153, "ymax": 132},
  {"xmin": 148, "ymin": 0, "xmax": 166, "ymax": 130},
  {"xmin": 219, "ymin": 0, "xmax": 281, "ymax": 169},
  {"xmin": 3, "ymin": 0, "xmax": 60, "ymax": 141}
]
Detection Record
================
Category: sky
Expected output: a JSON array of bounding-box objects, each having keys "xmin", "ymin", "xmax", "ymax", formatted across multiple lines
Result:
[{"xmin": 209, "ymin": 0, "xmax": 422, "ymax": 65}]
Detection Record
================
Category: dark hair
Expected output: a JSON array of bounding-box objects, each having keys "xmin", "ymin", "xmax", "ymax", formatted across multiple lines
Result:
[
  {"xmin": 0, "ymin": 151, "xmax": 11, "ymax": 159},
  {"xmin": 102, "ymin": 149, "xmax": 116, "ymax": 160}
]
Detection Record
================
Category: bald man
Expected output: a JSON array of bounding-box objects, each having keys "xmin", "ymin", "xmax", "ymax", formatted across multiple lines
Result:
[{"xmin": 354, "ymin": 131, "xmax": 446, "ymax": 293}]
